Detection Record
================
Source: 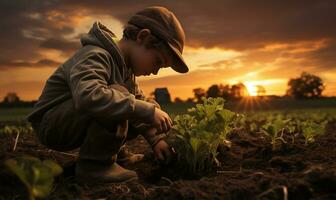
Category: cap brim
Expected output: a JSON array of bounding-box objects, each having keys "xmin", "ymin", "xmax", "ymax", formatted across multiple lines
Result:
[{"xmin": 167, "ymin": 43, "xmax": 189, "ymax": 73}]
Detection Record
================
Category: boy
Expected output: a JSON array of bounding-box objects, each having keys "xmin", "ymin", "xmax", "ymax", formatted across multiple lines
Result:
[{"xmin": 25, "ymin": 6, "xmax": 188, "ymax": 183}]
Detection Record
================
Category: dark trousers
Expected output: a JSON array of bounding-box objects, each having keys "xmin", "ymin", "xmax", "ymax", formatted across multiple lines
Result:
[{"xmin": 32, "ymin": 97, "xmax": 147, "ymax": 163}]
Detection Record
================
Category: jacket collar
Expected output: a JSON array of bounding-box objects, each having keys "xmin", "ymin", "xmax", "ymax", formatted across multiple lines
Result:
[{"xmin": 90, "ymin": 22, "xmax": 137, "ymax": 93}]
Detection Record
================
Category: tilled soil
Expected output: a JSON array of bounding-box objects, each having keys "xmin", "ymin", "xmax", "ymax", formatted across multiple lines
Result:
[{"xmin": 1, "ymin": 121, "xmax": 336, "ymax": 200}]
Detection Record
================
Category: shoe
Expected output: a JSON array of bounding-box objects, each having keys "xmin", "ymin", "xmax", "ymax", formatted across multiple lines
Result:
[
  {"xmin": 75, "ymin": 160, "xmax": 138, "ymax": 183},
  {"xmin": 117, "ymin": 145, "xmax": 144, "ymax": 166}
]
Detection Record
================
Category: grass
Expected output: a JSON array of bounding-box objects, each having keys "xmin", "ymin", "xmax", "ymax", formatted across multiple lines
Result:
[
  {"xmin": 161, "ymin": 102, "xmax": 195, "ymax": 117},
  {"xmin": 162, "ymin": 98, "xmax": 336, "ymax": 116},
  {"xmin": 1, "ymin": 98, "xmax": 336, "ymax": 122},
  {"xmin": 0, "ymin": 107, "xmax": 32, "ymax": 121}
]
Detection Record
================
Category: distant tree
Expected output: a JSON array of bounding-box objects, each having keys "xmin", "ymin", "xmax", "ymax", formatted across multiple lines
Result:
[
  {"xmin": 286, "ymin": 72, "xmax": 325, "ymax": 99},
  {"xmin": 3, "ymin": 92, "xmax": 20, "ymax": 103},
  {"xmin": 256, "ymin": 85, "xmax": 266, "ymax": 96},
  {"xmin": 174, "ymin": 97, "xmax": 184, "ymax": 103},
  {"xmin": 219, "ymin": 84, "xmax": 231, "ymax": 100},
  {"xmin": 206, "ymin": 84, "xmax": 221, "ymax": 98},
  {"xmin": 193, "ymin": 87, "xmax": 206, "ymax": 103},
  {"xmin": 185, "ymin": 97, "xmax": 194, "ymax": 103},
  {"xmin": 230, "ymin": 83, "xmax": 248, "ymax": 99}
]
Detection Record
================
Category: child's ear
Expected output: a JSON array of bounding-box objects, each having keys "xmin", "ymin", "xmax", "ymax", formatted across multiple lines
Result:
[{"xmin": 136, "ymin": 29, "xmax": 151, "ymax": 44}]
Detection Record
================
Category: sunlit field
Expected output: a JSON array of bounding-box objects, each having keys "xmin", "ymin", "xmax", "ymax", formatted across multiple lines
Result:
[{"xmin": 1, "ymin": 97, "xmax": 336, "ymax": 199}]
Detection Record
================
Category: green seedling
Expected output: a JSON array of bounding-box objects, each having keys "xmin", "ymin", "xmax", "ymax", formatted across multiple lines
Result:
[
  {"xmin": 5, "ymin": 156, "xmax": 63, "ymax": 200},
  {"xmin": 169, "ymin": 97, "xmax": 240, "ymax": 175},
  {"xmin": 262, "ymin": 116, "xmax": 290, "ymax": 150},
  {"xmin": 0, "ymin": 125, "xmax": 33, "ymax": 151},
  {"xmin": 300, "ymin": 120, "xmax": 327, "ymax": 144},
  {"xmin": 0, "ymin": 125, "xmax": 33, "ymax": 136}
]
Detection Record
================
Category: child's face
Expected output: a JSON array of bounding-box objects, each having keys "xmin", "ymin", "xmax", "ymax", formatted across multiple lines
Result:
[{"xmin": 128, "ymin": 29, "xmax": 173, "ymax": 76}]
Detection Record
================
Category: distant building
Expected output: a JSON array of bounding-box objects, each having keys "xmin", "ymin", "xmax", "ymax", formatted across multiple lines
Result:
[{"xmin": 154, "ymin": 87, "xmax": 171, "ymax": 104}]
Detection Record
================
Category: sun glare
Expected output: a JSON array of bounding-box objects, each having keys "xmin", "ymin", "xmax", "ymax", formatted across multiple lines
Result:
[{"xmin": 244, "ymin": 82, "xmax": 258, "ymax": 96}]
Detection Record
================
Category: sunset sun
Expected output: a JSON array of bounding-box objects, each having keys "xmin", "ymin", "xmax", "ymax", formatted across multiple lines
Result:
[
  {"xmin": 245, "ymin": 83, "xmax": 258, "ymax": 96},
  {"xmin": 244, "ymin": 82, "xmax": 258, "ymax": 96}
]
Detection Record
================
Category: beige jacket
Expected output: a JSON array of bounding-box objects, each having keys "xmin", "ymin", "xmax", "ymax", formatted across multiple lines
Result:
[{"xmin": 26, "ymin": 21, "xmax": 159, "ymax": 127}]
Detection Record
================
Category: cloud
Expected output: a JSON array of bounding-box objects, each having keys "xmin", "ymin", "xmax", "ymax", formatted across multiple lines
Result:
[
  {"xmin": 92, "ymin": 1, "xmax": 336, "ymax": 50},
  {"xmin": 303, "ymin": 40, "xmax": 336, "ymax": 70},
  {"xmin": 0, "ymin": 59, "xmax": 61, "ymax": 70},
  {"xmin": 1, "ymin": 0, "xmax": 335, "ymax": 68},
  {"xmin": 0, "ymin": 0, "xmax": 83, "ymax": 71},
  {"xmin": 0, "ymin": 0, "xmax": 335, "ymax": 98},
  {"xmin": 40, "ymin": 37, "xmax": 80, "ymax": 53},
  {"xmin": 198, "ymin": 59, "xmax": 243, "ymax": 70}
]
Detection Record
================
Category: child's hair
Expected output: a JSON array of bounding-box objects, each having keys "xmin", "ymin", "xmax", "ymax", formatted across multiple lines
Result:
[{"xmin": 123, "ymin": 24, "xmax": 166, "ymax": 50}]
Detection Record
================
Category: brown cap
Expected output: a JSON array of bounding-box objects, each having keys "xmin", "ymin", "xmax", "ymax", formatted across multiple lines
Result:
[{"xmin": 128, "ymin": 6, "xmax": 189, "ymax": 73}]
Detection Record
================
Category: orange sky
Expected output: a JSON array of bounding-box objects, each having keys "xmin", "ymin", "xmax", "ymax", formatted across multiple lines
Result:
[{"xmin": 0, "ymin": 1, "xmax": 336, "ymax": 101}]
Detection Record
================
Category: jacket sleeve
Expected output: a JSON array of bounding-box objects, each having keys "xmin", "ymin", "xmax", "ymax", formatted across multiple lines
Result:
[
  {"xmin": 68, "ymin": 51, "xmax": 155, "ymax": 122},
  {"xmin": 131, "ymin": 80, "xmax": 167, "ymax": 147}
]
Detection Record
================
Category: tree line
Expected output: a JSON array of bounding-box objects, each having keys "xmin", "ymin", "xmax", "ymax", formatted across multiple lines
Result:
[
  {"xmin": 0, "ymin": 71, "xmax": 327, "ymax": 107},
  {"xmin": 174, "ymin": 72, "xmax": 326, "ymax": 103}
]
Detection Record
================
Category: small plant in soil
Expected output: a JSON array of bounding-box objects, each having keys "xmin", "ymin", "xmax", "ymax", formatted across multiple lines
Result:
[
  {"xmin": 0, "ymin": 125, "xmax": 33, "ymax": 136},
  {"xmin": 166, "ymin": 97, "xmax": 241, "ymax": 177},
  {"xmin": 4, "ymin": 156, "xmax": 63, "ymax": 200},
  {"xmin": 0, "ymin": 124, "xmax": 34, "ymax": 151},
  {"xmin": 300, "ymin": 120, "xmax": 327, "ymax": 144},
  {"xmin": 261, "ymin": 116, "xmax": 290, "ymax": 150}
]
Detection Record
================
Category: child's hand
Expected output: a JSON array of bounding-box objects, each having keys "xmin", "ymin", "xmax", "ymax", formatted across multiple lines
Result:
[
  {"xmin": 152, "ymin": 107, "xmax": 172, "ymax": 133},
  {"xmin": 153, "ymin": 140, "xmax": 175, "ymax": 164}
]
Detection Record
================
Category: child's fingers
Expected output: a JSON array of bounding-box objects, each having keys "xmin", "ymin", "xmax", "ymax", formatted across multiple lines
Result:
[
  {"xmin": 168, "ymin": 117, "xmax": 172, "ymax": 128},
  {"xmin": 156, "ymin": 123, "xmax": 163, "ymax": 133},
  {"xmin": 168, "ymin": 117, "xmax": 173, "ymax": 126},
  {"xmin": 165, "ymin": 118, "xmax": 171, "ymax": 131},
  {"xmin": 161, "ymin": 120, "xmax": 168, "ymax": 132}
]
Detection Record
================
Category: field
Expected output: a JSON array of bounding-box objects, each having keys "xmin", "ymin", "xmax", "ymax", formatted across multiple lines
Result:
[{"xmin": 1, "ymin": 98, "xmax": 336, "ymax": 199}]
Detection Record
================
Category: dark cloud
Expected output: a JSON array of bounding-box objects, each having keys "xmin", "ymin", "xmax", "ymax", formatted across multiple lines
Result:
[
  {"xmin": 40, "ymin": 38, "xmax": 80, "ymax": 53},
  {"xmin": 265, "ymin": 39, "xmax": 336, "ymax": 72},
  {"xmin": 55, "ymin": 0, "xmax": 336, "ymax": 50},
  {"xmin": 0, "ymin": 0, "xmax": 81, "ymax": 71},
  {"xmin": 50, "ymin": 0, "xmax": 336, "ymax": 74},
  {"xmin": 0, "ymin": 0, "xmax": 335, "ymax": 72},
  {"xmin": 304, "ymin": 40, "xmax": 336, "ymax": 70}
]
